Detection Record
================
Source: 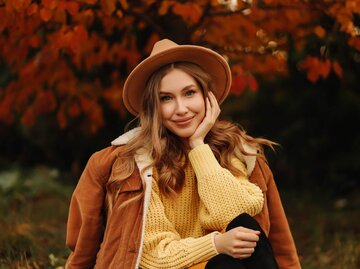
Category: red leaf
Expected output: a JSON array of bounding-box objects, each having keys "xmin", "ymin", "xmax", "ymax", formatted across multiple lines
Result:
[
  {"xmin": 57, "ymin": 104, "xmax": 67, "ymax": 129},
  {"xmin": 21, "ymin": 107, "xmax": 36, "ymax": 127},
  {"xmin": 172, "ymin": 2, "xmax": 202, "ymax": 24},
  {"xmin": 42, "ymin": 0, "xmax": 58, "ymax": 10},
  {"xmin": 332, "ymin": 61, "xmax": 343, "ymax": 78},
  {"xmin": 231, "ymin": 75, "xmax": 247, "ymax": 96},
  {"xmin": 247, "ymin": 74, "xmax": 259, "ymax": 92},
  {"xmin": 101, "ymin": 0, "xmax": 116, "ymax": 16},
  {"xmin": 68, "ymin": 99, "xmax": 81, "ymax": 117},
  {"xmin": 28, "ymin": 35, "xmax": 40, "ymax": 48},
  {"xmin": 40, "ymin": 7, "xmax": 52, "ymax": 22},
  {"xmin": 34, "ymin": 91, "xmax": 57, "ymax": 114},
  {"xmin": 66, "ymin": 1, "xmax": 80, "ymax": 15},
  {"xmin": 319, "ymin": 59, "xmax": 331, "ymax": 79},
  {"xmin": 27, "ymin": 3, "xmax": 38, "ymax": 16}
]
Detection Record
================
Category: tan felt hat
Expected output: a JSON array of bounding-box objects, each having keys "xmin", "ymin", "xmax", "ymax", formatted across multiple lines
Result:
[{"xmin": 123, "ymin": 39, "xmax": 232, "ymax": 115}]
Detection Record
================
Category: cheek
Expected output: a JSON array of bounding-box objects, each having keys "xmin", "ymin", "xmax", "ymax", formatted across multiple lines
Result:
[
  {"xmin": 160, "ymin": 104, "xmax": 172, "ymax": 120},
  {"xmin": 197, "ymin": 99, "xmax": 206, "ymax": 117}
]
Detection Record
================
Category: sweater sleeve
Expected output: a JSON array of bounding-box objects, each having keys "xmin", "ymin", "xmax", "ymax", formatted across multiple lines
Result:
[
  {"xmin": 140, "ymin": 182, "xmax": 219, "ymax": 269},
  {"xmin": 188, "ymin": 144, "xmax": 264, "ymax": 231}
]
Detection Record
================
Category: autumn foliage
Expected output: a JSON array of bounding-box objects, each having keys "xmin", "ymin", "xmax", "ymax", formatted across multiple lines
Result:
[{"xmin": 0, "ymin": 0, "xmax": 359, "ymax": 134}]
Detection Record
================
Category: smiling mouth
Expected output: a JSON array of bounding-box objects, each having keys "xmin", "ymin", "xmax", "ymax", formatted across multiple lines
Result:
[{"xmin": 173, "ymin": 117, "xmax": 194, "ymax": 125}]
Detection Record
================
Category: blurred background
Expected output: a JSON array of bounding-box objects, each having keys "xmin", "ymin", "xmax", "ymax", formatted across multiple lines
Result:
[{"xmin": 0, "ymin": 0, "xmax": 359, "ymax": 268}]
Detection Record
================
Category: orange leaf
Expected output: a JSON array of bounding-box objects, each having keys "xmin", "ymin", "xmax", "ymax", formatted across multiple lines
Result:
[
  {"xmin": 332, "ymin": 61, "xmax": 343, "ymax": 78},
  {"xmin": 81, "ymin": 0, "xmax": 97, "ymax": 4},
  {"xmin": 101, "ymin": 0, "xmax": 116, "ymax": 16},
  {"xmin": 11, "ymin": 0, "xmax": 31, "ymax": 11},
  {"xmin": 247, "ymin": 74, "xmax": 259, "ymax": 92},
  {"xmin": 172, "ymin": 2, "xmax": 202, "ymax": 24},
  {"xmin": 57, "ymin": 104, "xmax": 67, "ymax": 129},
  {"xmin": 40, "ymin": 7, "xmax": 53, "ymax": 22},
  {"xmin": 231, "ymin": 74, "xmax": 247, "ymax": 96},
  {"xmin": 119, "ymin": 0, "xmax": 128, "ymax": 9},
  {"xmin": 42, "ymin": 0, "xmax": 58, "ymax": 10},
  {"xmin": 34, "ymin": 91, "xmax": 57, "ymax": 114},
  {"xmin": 158, "ymin": 1, "xmax": 172, "ymax": 16},
  {"xmin": 319, "ymin": 59, "xmax": 331, "ymax": 79},
  {"xmin": 0, "ymin": 95, "xmax": 15, "ymax": 124},
  {"xmin": 66, "ymin": 1, "xmax": 80, "ymax": 15},
  {"xmin": 0, "ymin": 10, "xmax": 7, "ymax": 32},
  {"xmin": 68, "ymin": 100, "xmax": 81, "ymax": 117},
  {"xmin": 21, "ymin": 107, "xmax": 36, "ymax": 127},
  {"xmin": 314, "ymin": 25, "xmax": 326, "ymax": 38},
  {"xmin": 348, "ymin": 37, "xmax": 360, "ymax": 51},
  {"xmin": 27, "ymin": 3, "xmax": 38, "ymax": 16},
  {"xmin": 69, "ymin": 25, "xmax": 89, "ymax": 54},
  {"xmin": 28, "ymin": 35, "xmax": 40, "ymax": 48},
  {"xmin": 299, "ymin": 56, "xmax": 321, "ymax": 83}
]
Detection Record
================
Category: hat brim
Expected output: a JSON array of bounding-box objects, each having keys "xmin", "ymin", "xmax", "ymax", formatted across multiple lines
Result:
[{"xmin": 123, "ymin": 45, "xmax": 232, "ymax": 116}]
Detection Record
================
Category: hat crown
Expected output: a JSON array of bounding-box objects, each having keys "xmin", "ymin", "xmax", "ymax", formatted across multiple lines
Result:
[{"xmin": 150, "ymin": 39, "xmax": 179, "ymax": 56}]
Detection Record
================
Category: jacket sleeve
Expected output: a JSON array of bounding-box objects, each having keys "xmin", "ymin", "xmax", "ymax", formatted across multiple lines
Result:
[
  {"xmin": 65, "ymin": 152, "xmax": 108, "ymax": 269},
  {"xmin": 258, "ymin": 159, "xmax": 302, "ymax": 269}
]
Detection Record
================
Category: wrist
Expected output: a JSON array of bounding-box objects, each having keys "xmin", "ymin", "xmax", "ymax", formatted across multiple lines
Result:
[
  {"xmin": 189, "ymin": 139, "xmax": 204, "ymax": 149},
  {"xmin": 213, "ymin": 233, "xmax": 224, "ymax": 254}
]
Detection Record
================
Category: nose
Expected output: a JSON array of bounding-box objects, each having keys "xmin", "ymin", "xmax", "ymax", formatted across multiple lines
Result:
[{"xmin": 175, "ymin": 98, "xmax": 188, "ymax": 115}]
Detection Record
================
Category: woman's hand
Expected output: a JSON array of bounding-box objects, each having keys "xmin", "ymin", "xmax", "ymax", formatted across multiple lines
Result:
[
  {"xmin": 214, "ymin": 226, "xmax": 260, "ymax": 259},
  {"xmin": 189, "ymin": 91, "xmax": 220, "ymax": 148}
]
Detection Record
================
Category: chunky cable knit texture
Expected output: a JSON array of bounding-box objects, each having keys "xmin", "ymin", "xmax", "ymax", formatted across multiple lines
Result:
[{"xmin": 140, "ymin": 144, "xmax": 264, "ymax": 269}]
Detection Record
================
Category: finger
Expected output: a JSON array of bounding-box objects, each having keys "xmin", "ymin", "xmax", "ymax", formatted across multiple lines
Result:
[
  {"xmin": 237, "ymin": 253, "xmax": 253, "ymax": 259},
  {"xmin": 232, "ymin": 251, "xmax": 254, "ymax": 259},
  {"xmin": 235, "ymin": 232, "xmax": 259, "ymax": 242},
  {"xmin": 235, "ymin": 240, "xmax": 257, "ymax": 248},
  {"xmin": 235, "ymin": 247, "xmax": 255, "ymax": 255},
  {"xmin": 205, "ymin": 97, "xmax": 212, "ymax": 118},
  {"xmin": 237, "ymin": 226, "xmax": 261, "ymax": 234},
  {"xmin": 209, "ymin": 92, "xmax": 219, "ymax": 109},
  {"xmin": 208, "ymin": 92, "xmax": 220, "ymax": 118}
]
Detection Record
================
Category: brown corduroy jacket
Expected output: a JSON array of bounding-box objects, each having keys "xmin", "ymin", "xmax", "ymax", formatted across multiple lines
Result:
[{"xmin": 65, "ymin": 130, "xmax": 301, "ymax": 269}]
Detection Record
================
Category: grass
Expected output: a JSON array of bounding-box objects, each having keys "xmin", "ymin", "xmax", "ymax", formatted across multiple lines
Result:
[
  {"xmin": 0, "ymin": 166, "xmax": 359, "ymax": 268},
  {"xmin": 282, "ymin": 187, "xmax": 360, "ymax": 269}
]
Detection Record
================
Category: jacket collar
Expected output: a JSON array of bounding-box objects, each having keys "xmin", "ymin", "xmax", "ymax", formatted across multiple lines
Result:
[{"xmin": 111, "ymin": 127, "xmax": 257, "ymax": 176}]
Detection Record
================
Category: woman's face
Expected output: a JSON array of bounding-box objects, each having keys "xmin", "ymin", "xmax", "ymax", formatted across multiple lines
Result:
[{"xmin": 158, "ymin": 68, "xmax": 206, "ymax": 138}]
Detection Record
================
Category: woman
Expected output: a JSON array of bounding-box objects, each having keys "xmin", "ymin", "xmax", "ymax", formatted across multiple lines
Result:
[{"xmin": 65, "ymin": 39, "xmax": 301, "ymax": 269}]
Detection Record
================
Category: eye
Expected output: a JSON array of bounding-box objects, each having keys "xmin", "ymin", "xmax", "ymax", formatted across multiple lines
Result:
[
  {"xmin": 160, "ymin": 95, "xmax": 172, "ymax": 102},
  {"xmin": 185, "ymin": 89, "xmax": 196, "ymax": 97}
]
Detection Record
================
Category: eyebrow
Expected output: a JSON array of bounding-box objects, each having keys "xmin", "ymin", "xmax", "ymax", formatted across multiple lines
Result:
[{"xmin": 159, "ymin": 85, "xmax": 197, "ymax": 95}]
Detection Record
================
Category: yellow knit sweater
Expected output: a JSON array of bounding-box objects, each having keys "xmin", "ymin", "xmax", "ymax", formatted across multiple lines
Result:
[{"xmin": 140, "ymin": 144, "xmax": 264, "ymax": 269}]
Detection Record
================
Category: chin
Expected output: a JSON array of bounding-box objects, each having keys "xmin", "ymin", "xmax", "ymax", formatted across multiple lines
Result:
[{"xmin": 170, "ymin": 129, "xmax": 195, "ymax": 139}]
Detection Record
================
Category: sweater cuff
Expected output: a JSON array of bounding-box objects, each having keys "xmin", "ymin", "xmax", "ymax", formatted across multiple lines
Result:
[
  {"xmin": 188, "ymin": 144, "xmax": 222, "ymax": 176},
  {"xmin": 211, "ymin": 232, "xmax": 221, "ymax": 255},
  {"xmin": 188, "ymin": 232, "xmax": 219, "ymax": 263}
]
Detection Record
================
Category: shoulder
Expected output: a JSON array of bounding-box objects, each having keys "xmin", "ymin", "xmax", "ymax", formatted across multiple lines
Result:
[
  {"xmin": 91, "ymin": 145, "xmax": 122, "ymax": 162},
  {"xmin": 249, "ymin": 157, "xmax": 273, "ymax": 191},
  {"xmin": 87, "ymin": 145, "xmax": 124, "ymax": 179}
]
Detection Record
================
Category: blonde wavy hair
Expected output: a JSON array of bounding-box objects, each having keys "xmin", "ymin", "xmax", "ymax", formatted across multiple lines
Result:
[{"xmin": 105, "ymin": 62, "xmax": 276, "ymax": 212}]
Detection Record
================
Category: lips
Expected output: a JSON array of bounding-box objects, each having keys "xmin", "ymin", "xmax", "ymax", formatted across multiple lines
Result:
[{"xmin": 173, "ymin": 116, "xmax": 194, "ymax": 125}]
